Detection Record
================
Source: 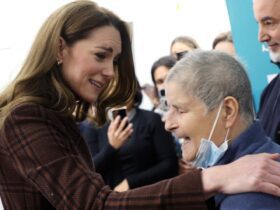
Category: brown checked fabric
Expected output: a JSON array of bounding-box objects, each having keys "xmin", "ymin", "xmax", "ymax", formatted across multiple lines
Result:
[{"xmin": 0, "ymin": 103, "xmax": 207, "ymax": 210}]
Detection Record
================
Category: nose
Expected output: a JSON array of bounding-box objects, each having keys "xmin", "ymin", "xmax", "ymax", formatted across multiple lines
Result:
[
  {"xmin": 102, "ymin": 62, "xmax": 115, "ymax": 79},
  {"xmin": 157, "ymin": 84, "xmax": 165, "ymax": 92},
  {"xmin": 163, "ymin": 110, "xmax": 178, "ymax": 132},
  {"xmin": 258, "ymin": 25, "xmax": 270, "ymax": 43}
]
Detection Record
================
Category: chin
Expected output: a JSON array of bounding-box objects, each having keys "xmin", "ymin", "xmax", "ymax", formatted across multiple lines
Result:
[
  {"xmin": 269, "ymin": 51, "xmax": 280, "ymax": 63},
  {"xmin": 182, "ymin": 152, "xmax": 196, "ymax": 162}
]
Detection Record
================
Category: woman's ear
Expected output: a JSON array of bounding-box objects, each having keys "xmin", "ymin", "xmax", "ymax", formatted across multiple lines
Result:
[
  {"xmin": 57, "ymin": 37, "xmax": 66, "ymax": 63},
  {"xmin": 222, "ymin": 96, "xmax": 239, "ymax": 129}
]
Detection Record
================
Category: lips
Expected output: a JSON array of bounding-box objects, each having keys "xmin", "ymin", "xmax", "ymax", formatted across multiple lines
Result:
[
  {"xmin": 268, "ymin": 43, "xmax": 279, "ymax": 51},
  {"xmin": 89, "ymin": 79, "xmax": 104, "ymax": 89}
]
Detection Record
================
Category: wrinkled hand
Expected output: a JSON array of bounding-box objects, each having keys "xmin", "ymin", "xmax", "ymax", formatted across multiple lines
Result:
[
  {"xmin": 108, "ymin": 116, "xmax": 133, "ymax": 149},
  {"xmin": 202, "ymin": 153, "xmax": 280, "ymax": 198},
  {"xmin": 114, "ymin": 179, "xmax": 129, "ymax": 192}
]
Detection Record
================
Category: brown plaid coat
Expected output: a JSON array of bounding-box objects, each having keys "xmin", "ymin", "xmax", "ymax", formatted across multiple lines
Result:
[{"xmin": 0, "ymin": 103, "xmax": 207, "ymax": 210}]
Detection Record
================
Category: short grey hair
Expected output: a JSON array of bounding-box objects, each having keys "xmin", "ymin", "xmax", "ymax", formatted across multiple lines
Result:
[{"xmin": 166, "ymin": 50, "xmax": 254, "ymax": 125}]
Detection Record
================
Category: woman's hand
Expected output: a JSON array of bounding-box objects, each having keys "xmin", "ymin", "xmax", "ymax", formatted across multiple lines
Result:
[
  {"xmin": 202, "ymin": 153, "xmax": 280, "ymax": 198},
  {"xmin": 108, "ymin": 116, "xmax": 133, "ymax": 149}
]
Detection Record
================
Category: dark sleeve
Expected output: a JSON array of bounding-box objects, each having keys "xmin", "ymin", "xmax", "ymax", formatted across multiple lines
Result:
[
  {"xmin": 2, "ymin": 104, "xmax": 206, "ymax": 210},
  {"xmin": 92, "ymin": 139, "xmax": 118, "ymax": 174},
  {"xmin": 106, "ymin": 172, "xmax": 207, "ymax": 210},
  {"xmin": 81, "ymin": 123, "xmax": 119, "ymax": 174},
  {"xmin": 127, "ymin": 112, "xmax": 178, "ymax": 188},
  {"xmin": 257, "ymin": 74, "xmax": 279, "ymax": 117},
  {"xmin": 79, "ymin": 120, "xmax": 99, "ymax": 155},
  {"xmin": 257, "ymin": 83, "xmax": 269, "ymax": 118}
]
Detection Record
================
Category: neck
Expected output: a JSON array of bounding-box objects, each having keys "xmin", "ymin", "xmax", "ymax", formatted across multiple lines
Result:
[{"xmin": 227, "ymin": 116, "xmax": 251, "ymax": 144}]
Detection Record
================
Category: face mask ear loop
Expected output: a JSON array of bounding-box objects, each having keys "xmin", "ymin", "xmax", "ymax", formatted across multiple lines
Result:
[
  {"xmin": 224, "ymin": 128, "xmax": 230, "ymax": 143},
  {"xmin": 208, "ymin": 103, "xmax": 223, "ymax": 140}
]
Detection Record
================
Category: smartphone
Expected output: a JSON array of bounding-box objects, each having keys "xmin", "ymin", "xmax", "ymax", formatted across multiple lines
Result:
[
  {"xmin": 158, "ymin": 89, "xmax": 168, "ymax": 113},
  {"xmin": 106, "ymin": 106, "xmax": 127, "ymax": 121}
]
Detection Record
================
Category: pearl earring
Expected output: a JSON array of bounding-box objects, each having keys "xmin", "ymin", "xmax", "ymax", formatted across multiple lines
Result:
[{"xmin": 57, "ymin": 59, "xmax": 62, "ymax": 65}]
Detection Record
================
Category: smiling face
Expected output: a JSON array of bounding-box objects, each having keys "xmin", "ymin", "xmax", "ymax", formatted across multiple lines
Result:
[
  {"xmin": 59, "ymin": 25, "xmax": 122, "ymax": 103},
  {"xmin": 253, "ymin": 0, "xmax": 280, "ymax": 62},
  {"xmin": 164, "ymin": 82, "xmax": 225, "ymax": 161}
]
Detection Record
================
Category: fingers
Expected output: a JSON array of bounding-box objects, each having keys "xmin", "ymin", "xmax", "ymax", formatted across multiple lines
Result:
[
  {"xmin": 247, "ymin": 156, "xmax": 280, "ymax": 196},
  {"xmin": 225, "ymin": 153, "xmax": 280, "ymax": 196},
  {"xmin": 246, "ymin": 153, "xmax": 280, "ymax": 176},
  {"xmin": 108, "ymin": 116, "xmax": 133, "ymax": 149},
  {"xmin": 108, "ymin": 116, "xmax": 130, "ymax": 134},
  {"xmin": 252, "ymin": 182, "xmax": 280, "ymax": 197},
  {"xmin": 108, "ymin": 115, "xmax": 121, "ymax": 133},
  {"xmin": 115, "ymin": 122, "xmax": 133, "ymax": 141},
  {"xmin": 253, "ymin": 153, "xmax": 280, "ymax": 160},
  {"xmin": 118, "ymin": 116, "xmax": 129, "ymax": 131}
]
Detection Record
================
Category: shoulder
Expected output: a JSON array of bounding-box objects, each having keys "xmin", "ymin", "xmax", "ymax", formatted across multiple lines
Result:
[
  {"xmin": 262, "ymin": 74, "xmax": 280, "ymax": 96},
  {"xmin": 11, "ymin": 102, "xmax": 48, "ymax": 114},
  {"xmin": 257, "ymin": 137, "xmax": 280, "ymax": 154},
  {"xmin": 4, "ymin": 102, "xmax": 69, "ymax": 131},
  {"xmin": 9, "ymin": 102, "xmax": 62, "ymax": 121}
]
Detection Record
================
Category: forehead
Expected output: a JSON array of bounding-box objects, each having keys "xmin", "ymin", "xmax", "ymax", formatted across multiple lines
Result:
[
  {"xmin": 253, "ymin": 0, "xmax": 280, "ymax": 19},
  {"xmin": 171, "ymin": 42, "xmax": 194, "ymax": 53},
  {"xmin": 154, "ymin": 66, "xmax": 169, "ymax": 78},
  {"xmin": 166, "ymin": 82, "xmax": 190, "ymax": 102},
  {"xmin": 88, "ymin": 26, "xmax": 122, "ymax": 52}
]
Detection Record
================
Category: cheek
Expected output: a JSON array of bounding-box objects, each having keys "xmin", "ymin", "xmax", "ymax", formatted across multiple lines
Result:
[{"xmin": 270, "ymin": 29, "xmax": 280, "ymax": 42}]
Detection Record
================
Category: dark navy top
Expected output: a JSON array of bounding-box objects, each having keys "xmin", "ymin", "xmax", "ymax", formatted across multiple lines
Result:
[{"xmin": 214, "ymin": 121, "xmax": 280, "ymax": 210}]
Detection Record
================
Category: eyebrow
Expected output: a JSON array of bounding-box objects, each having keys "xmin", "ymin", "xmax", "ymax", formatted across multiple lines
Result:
[
  {"xmin": 96, "ymin": 46, "xmax": 122, "ymax": 57},
  {"xmin": 172, "ymin": 102, "xmax": 187, "ymax": 110},
  {"xmin": 260, "ymin": 16, "xmax": 273, "ymax": 22},
  {"xmin": 96, "ymin": 46, "xmax": 113, "ymax": 53}
]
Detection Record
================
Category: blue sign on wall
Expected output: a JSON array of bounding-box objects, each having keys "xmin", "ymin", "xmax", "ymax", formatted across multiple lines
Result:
[{"xmin": 226, "ymin": 0, "xmax": 279, "ymax": 111}]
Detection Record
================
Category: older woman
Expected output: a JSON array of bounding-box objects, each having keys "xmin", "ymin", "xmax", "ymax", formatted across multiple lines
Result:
[{"xmin": 164, "ymin": 50, "xmax": 280, "ymax": 210}]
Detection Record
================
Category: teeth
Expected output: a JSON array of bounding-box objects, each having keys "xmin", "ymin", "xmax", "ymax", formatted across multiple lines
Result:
[{"xmin": 89, "ymin": 79, "xmax": 103, "ymax": 88}]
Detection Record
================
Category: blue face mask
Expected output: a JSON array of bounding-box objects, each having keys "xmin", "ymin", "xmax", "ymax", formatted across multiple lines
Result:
[{"xmin": 191, "ymin": 103, "xmax": 230, "ymax": 169}]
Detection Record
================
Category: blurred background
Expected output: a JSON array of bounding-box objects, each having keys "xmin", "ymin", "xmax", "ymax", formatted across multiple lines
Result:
[{"xmin": 0, "ymin": 0, "xmax": 230, "ymax": 110}]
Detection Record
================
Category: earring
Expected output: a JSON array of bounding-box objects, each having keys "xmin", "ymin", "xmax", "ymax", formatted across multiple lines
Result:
[{"xmin": 57, "ymin": 59, "xmax": 62, "ymax": 65}]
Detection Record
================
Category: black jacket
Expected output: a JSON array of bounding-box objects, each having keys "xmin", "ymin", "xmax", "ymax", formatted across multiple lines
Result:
[{"xmin": 258, "ymin": 62, "xmax": 280, "ymax": 143}]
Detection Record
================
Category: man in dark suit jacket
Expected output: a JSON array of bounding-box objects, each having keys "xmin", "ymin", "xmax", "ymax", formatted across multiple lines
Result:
[{"xmin": 254, "ymin": 0, "xmax": 280, "ymax": 143}]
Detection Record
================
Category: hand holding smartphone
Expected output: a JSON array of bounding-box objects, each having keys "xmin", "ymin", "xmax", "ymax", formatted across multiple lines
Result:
[
  {"xmin": 106, "ymin": 106, "xmax": 133, "ymax": 149},
  {"xmin": 107, "ymin": 106, "xmax": 127, "ymax": 121}
]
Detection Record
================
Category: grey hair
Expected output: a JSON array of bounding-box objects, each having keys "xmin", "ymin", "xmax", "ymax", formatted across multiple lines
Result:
[{"xmin": 166, "ymin": 50, "xmax": 254, "ymax": 125}]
